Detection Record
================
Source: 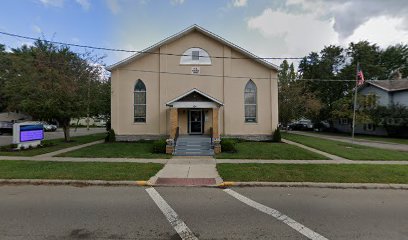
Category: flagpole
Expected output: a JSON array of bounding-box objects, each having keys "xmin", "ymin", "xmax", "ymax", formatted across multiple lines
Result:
[{"xmin": 351, "ymin": 62, "xmax": 359, "ymax": 144}]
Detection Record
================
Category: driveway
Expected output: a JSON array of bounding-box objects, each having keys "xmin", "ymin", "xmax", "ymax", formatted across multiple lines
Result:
[
  {"xmin": 0, "ymin": 185, "xmax": 407, "ymax": 240},
  {"xmin": 0, "ymin": 128, "xmax": 106, "ymax": 146},
  {"xmin": 290, "ymin": 131, "xmax": 408, "ymax": 152}
]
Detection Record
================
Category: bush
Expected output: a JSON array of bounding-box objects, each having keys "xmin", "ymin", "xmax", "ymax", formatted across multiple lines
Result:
[
  {"xmin": 105, "ymin": 129, "xmax": 116, "ymax": 142},
  {"xmin": 105, "ymin": 119, "xmax": 111, "ymax": 131},
  {"xmin": 221, "ymin": 138, "xmax": 237, "ymax": 153},
  {"xmin": 272, "ymin": 128, "xmax": 281, "ymax": 142},
  {"xmin": 152, "ymin": 139, "xmax": 167, "ymax": 154}
]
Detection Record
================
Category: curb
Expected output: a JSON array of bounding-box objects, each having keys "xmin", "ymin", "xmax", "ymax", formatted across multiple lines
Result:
[
  {"xmin": 0, "ymin": 179, "xmax": 151, "ymax": 187},
  {"xmin": 218, "ymin": 181, "xmax": 408, "ymax": 190}
]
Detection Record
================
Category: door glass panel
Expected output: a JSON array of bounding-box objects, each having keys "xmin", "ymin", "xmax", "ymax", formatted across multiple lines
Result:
[{"xmin": 189, "ymin": 110, "xmax": 202, "ymax": 133}]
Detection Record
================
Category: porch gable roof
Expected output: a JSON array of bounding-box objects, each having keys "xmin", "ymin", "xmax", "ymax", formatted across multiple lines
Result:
[{"xmin": 166, "ymin": 88, "xmax": 224, "ymax": 107}]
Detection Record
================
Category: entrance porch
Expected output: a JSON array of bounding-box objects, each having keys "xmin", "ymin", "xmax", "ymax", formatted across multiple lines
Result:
[{"xmin": 165, "ymin": 89, "xmax": 223, "ymax": 155}]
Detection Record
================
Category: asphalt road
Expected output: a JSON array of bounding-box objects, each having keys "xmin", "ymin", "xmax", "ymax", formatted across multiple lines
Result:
[
  {"xmin": 0, "ymin": 186, "xmax": 407, "ymax": 240},
  {"xmin": 0, "ymin": 128, "xmax": 106, "ymax": 146}
]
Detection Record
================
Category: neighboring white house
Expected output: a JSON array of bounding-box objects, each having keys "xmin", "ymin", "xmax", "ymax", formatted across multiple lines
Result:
[{"xmin": 0, "ymin": 112, "xmax": 32, "ymax": 122}]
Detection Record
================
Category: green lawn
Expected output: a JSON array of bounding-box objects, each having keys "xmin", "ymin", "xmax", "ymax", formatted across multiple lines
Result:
[
  {"xmin": 313, "ymin": 131, "xmax": 408, "ymax": 145},
  {"xmin": 58, "ymin": 141, "xmax": 170, "ymax": 159},
  {"xmin": 216, "ymin": 141, "xmax": 328, "ymax": 160},
  {"xmin": 282, "ymin": 132, "xmax": 408, "ymax": 160},
  {"xmin": 0, "ymin": 160, "xmax": 163, "ymax": 181},
  {"xmin": 218, "ymin": 163, "xmax": 408, "ymax": 183},
  {"xmin": 0, "ymin": 133, "xmax": 106, "ymax": 157}
]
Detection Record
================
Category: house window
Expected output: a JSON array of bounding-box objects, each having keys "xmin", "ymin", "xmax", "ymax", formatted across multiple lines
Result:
[
  {"xmin": 134, "ymin": 80, "xmax": 146, "ymax": 123},
  {"xmin": 364, "ymin": 123, "xmax": 376, "ymax": 132},
  {"xmin": 192, "ymin": 50, "xmax": 200, "ymax": 61},
  {"xmin": 180, "ymin": 47, "xmax": 211, "ymax": 65},
  {"xmin": 244, "ymin": 80, "xmax": 257, "ymax": 123},
  {"xmin": 339, "ymin": 118, "xmax": 349, "ymax": 125}
]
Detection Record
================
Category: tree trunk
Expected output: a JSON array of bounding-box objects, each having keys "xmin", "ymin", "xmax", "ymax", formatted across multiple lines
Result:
[{"xmin": 62, "ymin": 119, "xmax": 71, "ymax": 142}]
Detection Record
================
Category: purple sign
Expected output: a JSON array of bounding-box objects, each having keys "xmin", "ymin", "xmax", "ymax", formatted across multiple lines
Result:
[{"xmin": 19, "ymin": 125, "xmax": 44, "ymax": 142}]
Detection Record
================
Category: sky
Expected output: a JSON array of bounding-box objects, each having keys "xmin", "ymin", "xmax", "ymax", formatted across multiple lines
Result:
[{"xmin": 1, "ymin": 0, "xmax": 408, "ymax": 67}]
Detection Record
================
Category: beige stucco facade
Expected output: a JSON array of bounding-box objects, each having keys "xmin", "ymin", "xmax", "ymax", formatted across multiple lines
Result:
[{"xmin": 109, "ymin": 26, "xmax": 278, "ymax": 140}]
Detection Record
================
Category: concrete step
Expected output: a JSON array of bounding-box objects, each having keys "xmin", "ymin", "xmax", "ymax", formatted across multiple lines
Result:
[
  {"xmin": 176, "ymin": 142, "xmax": 211, "ymax": 146},
  {"xmin": 175, "ymin": 146, "xmax": 212, "ymax": 151},
  {"xmin": 173, "ymin": 150, "xmax": 214, "ymax": 156},
  {"xmin": 177, "ymin": 139, "xmax": 210, "ymax": 142}
]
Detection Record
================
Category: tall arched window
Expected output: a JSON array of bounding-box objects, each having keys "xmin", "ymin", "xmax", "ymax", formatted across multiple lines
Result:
[
  {"xmin": 244, "ymin": 80, "xmax": 257, "ymax": 123},
  {"xmin": 134, "ymin": 80, "xmax": 146, "ymax": 122}
]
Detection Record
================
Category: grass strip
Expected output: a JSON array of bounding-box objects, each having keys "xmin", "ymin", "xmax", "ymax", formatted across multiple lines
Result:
[
  {"xmin": 57, "ymin": 142, "xmax": 170, "ymax": 159},
  {"xmin": 0, "ymin": 160, "xmax": 163, "ymax": 181},
  {"xmin": 217, "ymin": 163, "xmax": 408, "ymax": 183},
  {"xmin": 282, "ymin": 132, "xmax": 408, "ymax": 160},
  {"xmin": 216, "ymin": 141, "xmax": 328, "ymax": 160},
  {"xmin": 0, "ymin": 133, "xmax": 107, "ymax": 157}
]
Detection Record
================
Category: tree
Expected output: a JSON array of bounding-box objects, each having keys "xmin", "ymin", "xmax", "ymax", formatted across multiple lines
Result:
[
  {"xmin": 0, "ymin": 44, "xmax": 11, "ymax": 112},
  {"xmin": 331, "ymin": 94, "xmax": 378, "ymax": 125},
  {"xmin": 379, "ymin": 44, "xmax": 408, "ymax": 79},
  {"xmin": 3, "ymin": 40, "xmax": 105, "ymax": 141},
  {"xmin": 278, "ymin": 60, "xmax": 322, "ymax": 126},
  {"xmin": 298, "ymin": 45, "xmax": 349, "ymax": 124}
]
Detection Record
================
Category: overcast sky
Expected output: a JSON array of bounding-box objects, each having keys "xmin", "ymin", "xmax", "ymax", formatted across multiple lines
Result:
[{"xmin": 1, "ymin": 0, "xmax": 408, "ymax": 66}]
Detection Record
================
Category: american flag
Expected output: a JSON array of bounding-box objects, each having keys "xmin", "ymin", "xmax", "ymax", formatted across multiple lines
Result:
[{"xmin": 357, "ymin": 64, "xmax": 365, "ymax": 86}]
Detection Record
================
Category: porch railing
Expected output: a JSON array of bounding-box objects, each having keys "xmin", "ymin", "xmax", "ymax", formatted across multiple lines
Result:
[
  {"xmin": 174, "ymin": 127, "xmax": 180, "ymax": 145},
  {"xmin": 210, "ymin": 127, "xmax": 213, "ymax": 147}
]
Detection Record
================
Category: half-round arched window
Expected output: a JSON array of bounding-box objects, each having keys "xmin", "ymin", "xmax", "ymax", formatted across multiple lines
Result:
[
  {"xmin": 244, "ymin": 80, "xmax": 257, "ymax": 123},
  {"xmin": 134, "ymin": 79, "xmax": 146, "ymax": 123},
  {"xmin": 180, "ymin": 47, "xmax": 212, "ymax": 65}
]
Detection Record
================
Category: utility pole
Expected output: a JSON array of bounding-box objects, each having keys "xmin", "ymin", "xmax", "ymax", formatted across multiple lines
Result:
[{"xmin": 351, "ymin": 62, "xmax": 359, "ymax": 144}]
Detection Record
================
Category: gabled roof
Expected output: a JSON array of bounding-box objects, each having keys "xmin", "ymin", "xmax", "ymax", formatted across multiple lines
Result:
[
  {"xmin": 365, "ymin": 80, "xmax": 408, "ymax": 92},
  {"xmin": 107, "ymin": 24, "xmax": 278, "ymax": 71},
  {"xmin": 166, "ymin": 88, "xmax": 224, "ymax": 106}
]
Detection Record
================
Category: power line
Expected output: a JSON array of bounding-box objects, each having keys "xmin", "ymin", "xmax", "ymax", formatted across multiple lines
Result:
[
  {"xmin": 0, "ymin": 51, "xmax": 390, "ymax": 82},
  {"xmin": 0, "ymin": 31, "xmax": 304, "ymax": 60},
  {"xmin": 2, "ymin": 42, "xmax": 402, "ymax": 82}
]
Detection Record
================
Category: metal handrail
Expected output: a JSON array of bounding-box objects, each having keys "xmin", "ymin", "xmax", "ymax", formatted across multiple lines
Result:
[
  {"xmin": 174, "ymin": 127, "xmax": 180, "ymax": 145},
  {"xmin": 210, "ymin": 127, "xmax": 213, "ymax": 147}
]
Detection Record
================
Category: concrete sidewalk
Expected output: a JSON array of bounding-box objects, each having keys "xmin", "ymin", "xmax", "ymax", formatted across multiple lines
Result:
[
  {"xmin": 148, "ymin": 157, "xmax": 223, "ymax": 186},
  {"xmin": 290, "ymin": 131, "xmax": 408, "ymax": 152},
  {"xmin": 1, "ymin": 155, "xmax": 408, "ymax": 164},
  {"xmin": 36, "ymin": 140, "xmax": 104, "ymax": 157}
]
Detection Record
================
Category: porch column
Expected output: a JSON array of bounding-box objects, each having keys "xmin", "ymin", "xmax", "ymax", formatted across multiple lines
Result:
[
  {"xmin": 212, "ymin": 107, "xmax": 221, "ymax": 154},
  {"xmin": 170, "ymin": 108, "xmax": 178, "ymax": 139},
  {"xmin": 212, "ymin": 108, "xmax": 219, "ymax": 138}
]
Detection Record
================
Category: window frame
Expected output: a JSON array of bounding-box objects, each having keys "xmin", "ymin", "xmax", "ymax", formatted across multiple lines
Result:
[
  {"xmin": 244, "ymin": 80, "xmax": 257, "ymax": 123},
  {"xmin": 180, "ymin": 47, "xmax": 212, "ymax": 65},
  {"xmin": 134, "ymin": 79, "xmax": 146, "ymax": 123}
]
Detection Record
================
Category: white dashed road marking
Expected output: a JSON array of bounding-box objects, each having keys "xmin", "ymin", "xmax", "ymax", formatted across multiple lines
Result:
[
  {"xmin": 146, "ymin": 187, "xmax": 199, "ymax": 240},
  {"xmin": 224, "ymin": 188, "xmax": 329, "ymax": 240}
]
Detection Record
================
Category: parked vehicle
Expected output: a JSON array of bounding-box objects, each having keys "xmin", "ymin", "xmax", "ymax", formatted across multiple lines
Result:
[
  {"xmin": 94, "ymin": 119, "xmax": 107, "ymax": 127},
  {"xmin": 0, "ymin": 121, "xmax": 13, "ymax": 135},
  {"xmin": 40, "ymin": 121, "xmax": 57, "ymax": 132},
  {"xmin": 288, "ymin": 120, "xmax": 314, "ymax": 131},
  {"xmin": 23, "ymin": 121, "xmax": 57, "ymax": 132}
]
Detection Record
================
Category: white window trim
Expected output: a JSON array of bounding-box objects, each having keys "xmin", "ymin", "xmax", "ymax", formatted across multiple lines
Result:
[
  {"xmin": 134, "ymin": 80, "xmax": 147, "ymax": 123},
  {"xmin": 244, "ymin": 80, "xmax": 257, "ymax": 123}
]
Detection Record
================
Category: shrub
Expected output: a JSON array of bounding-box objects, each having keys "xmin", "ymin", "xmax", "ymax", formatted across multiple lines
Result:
[
  {"xmin": 152, "ymin": 139, "xmax": 167, "ymax": 154},
  {"xmin": 272, "ymin": 128, "xmax": 281, "ymax": 142},
  {"xmin": 105, "ymin": 119, "xmax": 111, "ymax": 131},
  {"xmin": 105, "ymin": 129, "xmax": 116, "ymax": 142},
  {"xmin": 221, "ymin": 138, "xmax": 237, "ymax": 153}
]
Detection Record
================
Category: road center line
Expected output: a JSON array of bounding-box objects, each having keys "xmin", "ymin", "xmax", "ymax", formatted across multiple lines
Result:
[
  {"xmin": 224, "ymin": 189, "xmax": 329, "ymax": 240},
  {"xmin": 146, "ymin": 187, "xmax": 199, "ymax": 240}
]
